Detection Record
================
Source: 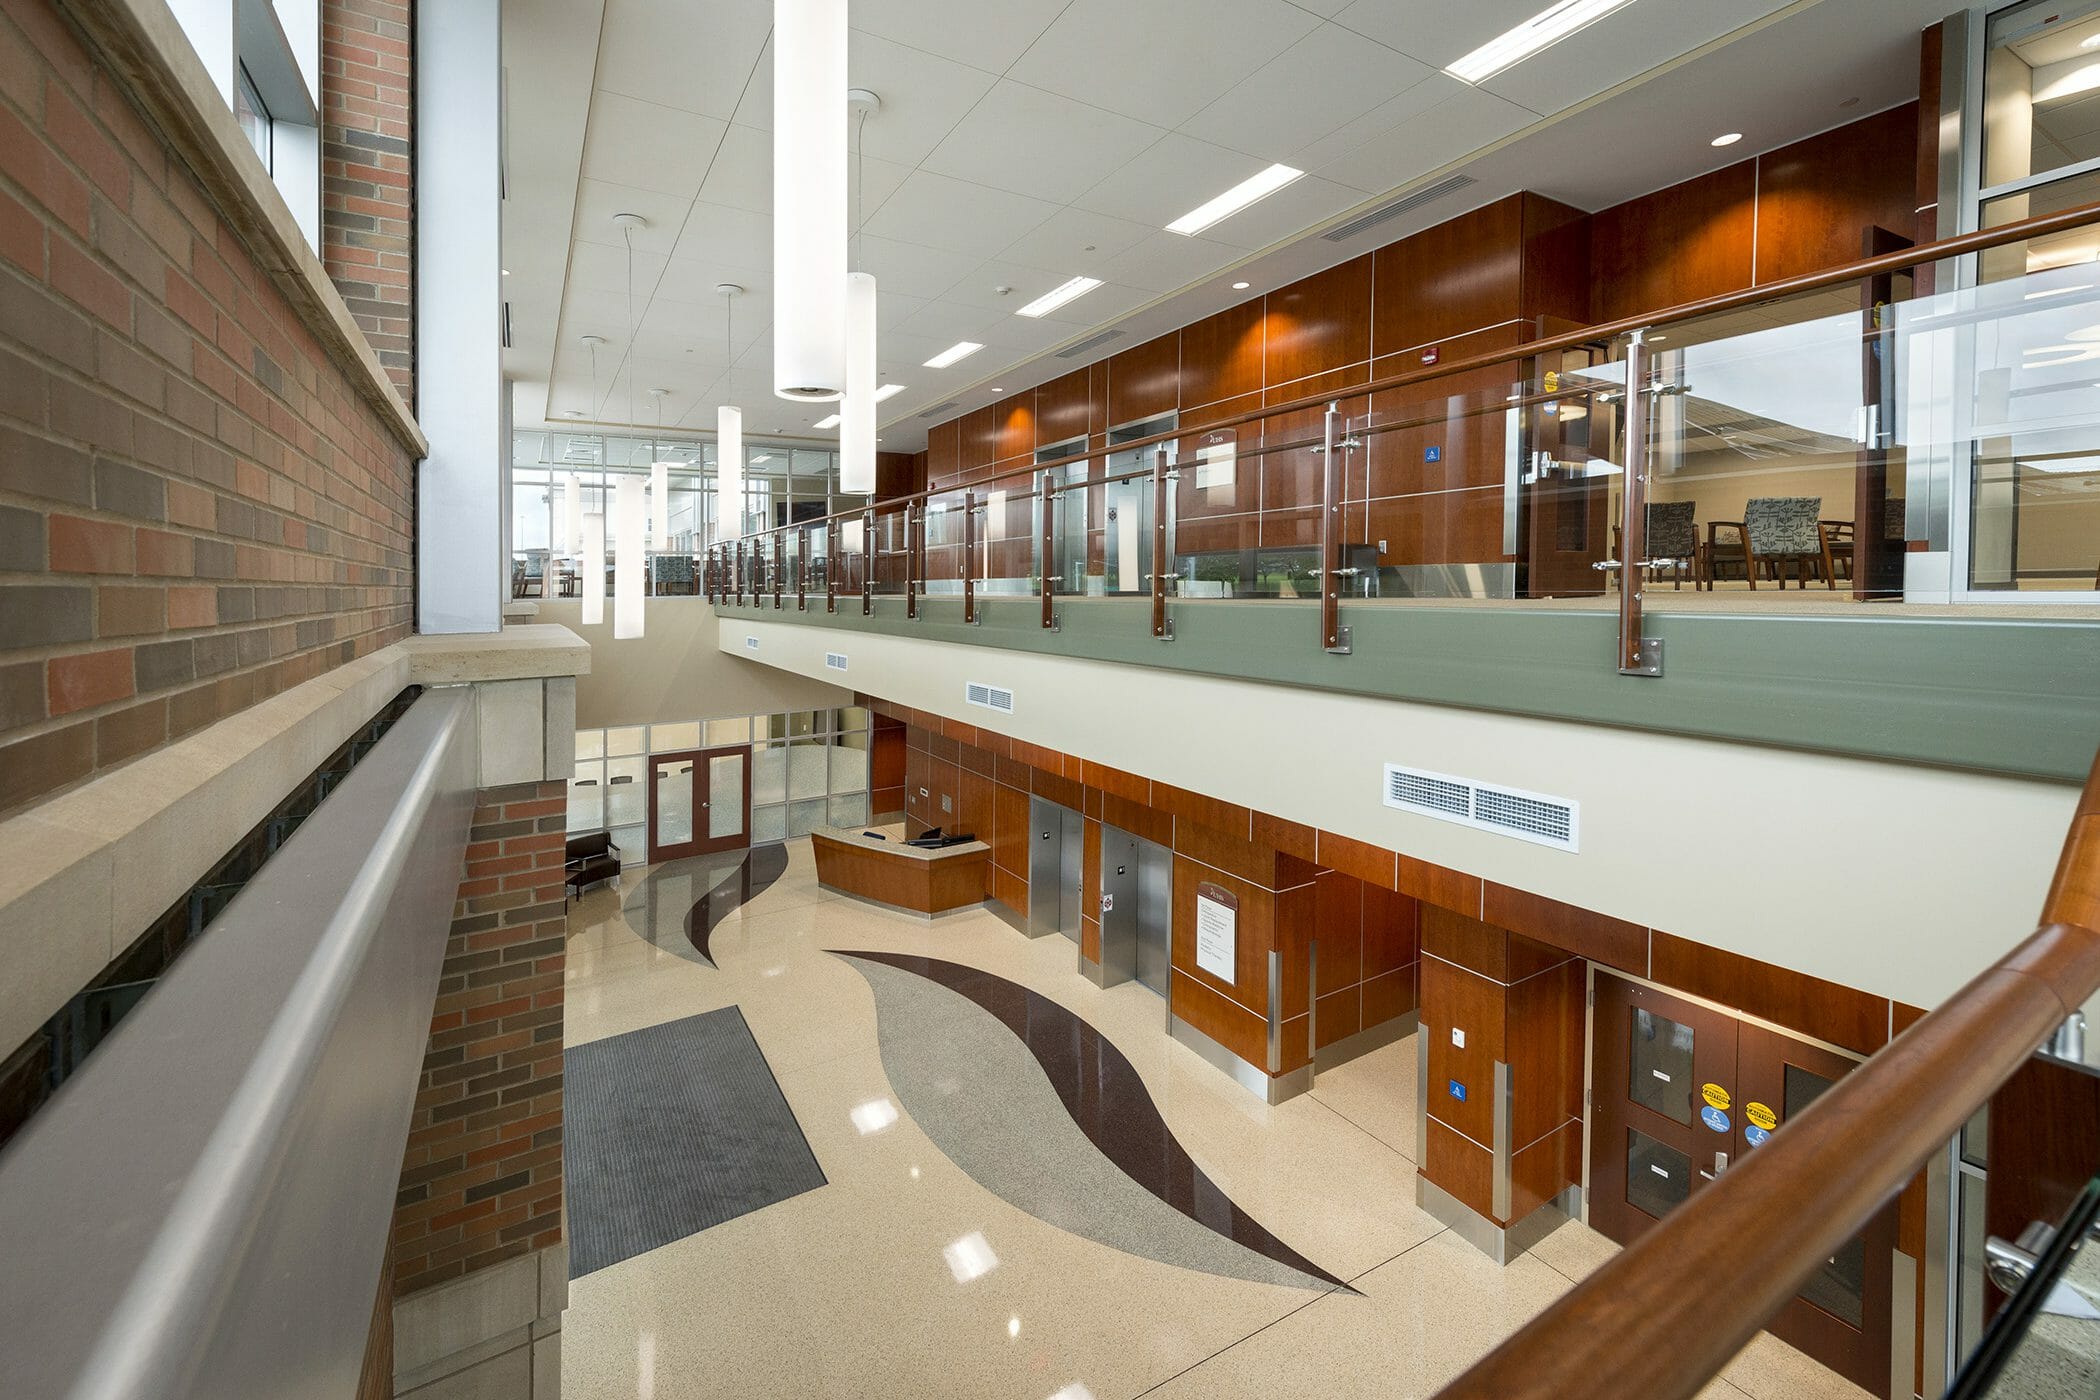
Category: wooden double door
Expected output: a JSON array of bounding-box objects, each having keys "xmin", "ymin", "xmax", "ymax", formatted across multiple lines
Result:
[
  {"xmin": 646, "ymin": 746, "xmax": 751, "ymax": 863},
  {"xmin": 1590, "ymin": 972, "xmax": 1895, "ymax": 1395}
]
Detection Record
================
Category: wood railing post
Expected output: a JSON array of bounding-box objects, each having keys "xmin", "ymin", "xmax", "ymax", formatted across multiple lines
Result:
[
  {"xmin": 962, "ymin": 490, "xmax": 977, "ymax": 625},
  {"xmin": 861, "ymin": 508, "xmax": 875, "ymax": 617},
  {"xmin": 1618, "ymin": 334, "xmax": 1658, "ymax": 675},
  {"xmin": 1151, "ymin": 447, "xmax": 1169, "ymax": 640},
  {"xmin": 1320, "ymin": 404, "xmax": 1349, "ymax": 654},
  {"xmin": 824, "ymin": 526, "xmax": 837, "ymax": 613},
  {"xmin": 905, "ymin": 502, "xmax": 919, "ymax": 621},
  {"xmin": 771, "ymin": 534, "xmax": 783, "ymax": 610},
  {"xmin": 796, "ymin": 526, "xmax": 808, "ymax": 612},
  {"xmin": 1039, "ymin": 476, "xmax": 1058, "ymax": 631}
]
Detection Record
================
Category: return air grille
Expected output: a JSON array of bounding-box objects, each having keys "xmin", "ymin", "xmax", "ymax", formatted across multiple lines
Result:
[
  {"xmin": 916, "ymin": 399, "xmax": 961, "ymax": 420},
  {"xmin": 1056, "ymin": 328, "xmax": 1125, "ymax": 358},
  {"xmin": 1323, "ymin": 174, "xmax": 1477, "ymax": 242},
  {"xmin": 964, "ymin": 681, "xmax": 1014, "ymax": 714},
  {"xmin": 824, "ymin": 652, "xmax": 847, "ymax": 672},
  {"xmin": 1382, "ymin": 763, "xmax": 1578, "ymax": 852}
]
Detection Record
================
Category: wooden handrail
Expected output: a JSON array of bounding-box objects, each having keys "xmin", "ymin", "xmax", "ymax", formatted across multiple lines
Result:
[
  {"xmin": 1434, "ymin": 750, "xmax": 2100, "ymax": 1400},
  {"xmin": 709, "ymin": 198, "xmax": 2100, "ymax": 564}
]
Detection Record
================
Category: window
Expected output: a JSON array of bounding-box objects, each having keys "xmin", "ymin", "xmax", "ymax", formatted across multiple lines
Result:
[{"xmin": 235, "ymin": 64, "xmax": 272, "ymax": 171}]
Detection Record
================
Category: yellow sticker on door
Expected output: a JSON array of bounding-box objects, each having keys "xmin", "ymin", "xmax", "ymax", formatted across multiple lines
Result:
[
  {"xmin": 1700, "ymin": 1082, "xmax": 1731, "ymax": 1111},
  {"xmin": 1745, "ymin": 1101, "xmax": 1777, "ymax": 1131}
]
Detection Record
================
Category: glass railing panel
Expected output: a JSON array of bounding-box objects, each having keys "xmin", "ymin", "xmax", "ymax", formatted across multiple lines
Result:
[
  {"xmin": 870, "ymin": 507, "xmax": 908, "ymax": 598},
  {"xmin": 921, "ymin": 487, "xmax": 968, "ymax": 596},
  {"xmin": 978, "ymin": 478, "xmax": 1037, "ymax": 596}
]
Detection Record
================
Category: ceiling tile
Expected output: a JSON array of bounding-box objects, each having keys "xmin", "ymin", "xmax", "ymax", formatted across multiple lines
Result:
[
  {"xmin": 579, "ymin": 92, "xmax": 727, "ymax": 197},
  {"xmin": 655, "ymin": 255, "xmax": 771, "ymax": 303},
  {"xmin": 1179, "ymin": 24, "xmax": 1434, "ymax": 166},
  {"xmin": 894, "ymin": 298, "xmax": 1008, "ymax": 345},
  {"xmin": 1007, "ymin": 0, "xmax": 1320, "ymax": 128},
  {"xmin": 847, "ymin": 0, "xmax": 1070, "ymax": 74},
  {"xmin": 566, "ymin": 239, "xmax": 671, "ymax": 297},
  {"xmin": 1475, "ymin": 0, "xmax": 1793, "ymax": 117},
  {"xmin": 572, "ymin": 177, "xmax": 693, "ymax": 255},
  {"xmin": 734, "ymin": 29, "xmax": 1000, "ymax": 168},
  {"xmin": 862, "ymin": 170, "xmax": 1061, "ymax": 259},
  {"xmin": 852, "ymin": 233, "xmax": 974, "ymax": 301},
  {"xmin": 1093, "ymin": 229, "xmax": 1242, "ymax": 294},
  {"xmin": 921, "ymin": 80, "xmax": 1165, "ymax": 205},
  {"xmin": 1330, "ymin": 0, "xmax": 1548, "ymax": 69},
  {"xmin": 1315, "ymin": 85, "xmax": 1537, "ymax": 197},
  {"xmin": 667, "ymin": 200, "xmax": 773, "ymax": 268},
  {"xmin": 1187, "ymin": 175, "xmax": 1370, "ymax": 252},
  {"xmin": 696, "ymin": 123, "xmax": 917, "ymax": 219},
  {"xmin": 1289, "ymin": 72, "xmax": 1468, "ymax": 175},
  {"xmin": 593, "ymin": 0, "xmax": 771, "ymax": 121},
  {"xmin": 1071, "ymin": 132, "xmax": 1270, "ymax": 229},
  {"xmin": 997, "ymin": 206, "xmax": 1156, "ymax": 269}
]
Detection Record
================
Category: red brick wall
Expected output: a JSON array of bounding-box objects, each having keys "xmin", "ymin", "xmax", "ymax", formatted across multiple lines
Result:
[
  {"xmin": 391, "ymin": 780, "xmax": 566, "ymax": 1298},
  {"xmin": 320, "ymin": 0, "xmax": 413, "ymax": 401},
  {"xmin": 0, "ymin": 0, "xmax": 416, "ymax": 815}
]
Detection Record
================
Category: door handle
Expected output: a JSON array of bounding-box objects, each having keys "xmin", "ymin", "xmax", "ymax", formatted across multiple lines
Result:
[{"xmin": 1698, "ymin": 1150, "xmax": 1730, "ymax": 1180}]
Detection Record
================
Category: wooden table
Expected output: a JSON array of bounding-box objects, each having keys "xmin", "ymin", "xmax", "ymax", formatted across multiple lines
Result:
[{"xmin": 810, "ymin": 826, "xmax": 988, "ymax": 916}]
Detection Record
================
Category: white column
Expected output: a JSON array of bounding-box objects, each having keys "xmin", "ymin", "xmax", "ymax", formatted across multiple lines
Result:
[{"xmin": 415, "ymin": 0, "xmax": 505, "ymax": 632}]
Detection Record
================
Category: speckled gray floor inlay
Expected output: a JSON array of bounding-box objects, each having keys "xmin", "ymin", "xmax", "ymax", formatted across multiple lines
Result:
[
  {"xmin": 842, "ymin": 954, "xmax": 1342, "ymax": 1293},
  {"xmin": 565, "ymin": 1006, "xmax": 825, "ymax": 1277}
]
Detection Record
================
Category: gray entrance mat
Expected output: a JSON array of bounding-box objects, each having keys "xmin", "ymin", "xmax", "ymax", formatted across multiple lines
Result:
[{"xmin": 564, "ymin": 1007, "xmax": 826, "ymax": 1277}]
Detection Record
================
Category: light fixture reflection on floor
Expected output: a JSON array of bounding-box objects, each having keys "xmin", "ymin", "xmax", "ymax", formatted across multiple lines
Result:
[
  {"xmin": 1007, "ymin": 1316, "xmax": 1020, "ymax": 1339},
  {"xmin": 943, "ymin": 1231, "xmax": 998, "ymax": 1283},
  {"xmin": 850, "ymin": 1097, "xmax": 898, "ymax": 1134}
]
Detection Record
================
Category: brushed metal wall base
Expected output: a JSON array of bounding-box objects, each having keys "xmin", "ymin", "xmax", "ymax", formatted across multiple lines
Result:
[
  {"xmin": 1169, "ymin": 1013, "xmax": 1313, "ymax": 1104},
  {"xmin": 1417, "ymin": 1177, "xmax": 1581, "ymax": 1266},
  {"xmin": 1314, "ymin": 1010, "xmax": 1415, "ymax": 1073},
  {"xmin": 986, "ymin": 899, "xmax": 1029, "ymax": 935},
  {"xmin": 1079, "ymin": 953, "xmax": 1106, "ymax": 987}
]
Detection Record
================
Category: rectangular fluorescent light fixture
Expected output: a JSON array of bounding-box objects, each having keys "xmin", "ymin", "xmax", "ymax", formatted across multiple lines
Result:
[
  {"xmin": 1445, "ymin": 0, "xmax": 1638, "ymax": 84},
  {"xmin": 1166, "ymin": 164, "xmax": 1302, "ymax": 236},
  {"xmin": 872, "ymin": 383, "xmax": 906, "ymax": 402},
  {"xmin": 923, "ymin": 341, "xmax": 984, "ymax": 369},
  {"xmin": 1015, "ymin": 276, "xmax": 1104, "ymax": 318},
  {"xmin": 813, "ymin": 413, "xmax": 841, "ymax": 429}
]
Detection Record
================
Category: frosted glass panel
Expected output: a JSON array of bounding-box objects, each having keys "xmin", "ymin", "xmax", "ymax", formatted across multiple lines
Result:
[
  {"xmin": 752, "ymin": 804, "xmax": 786, "ymax": 844},
  {"xmin": 788, "ymin": 740, "xmax": 828, "ymax": 799},
  {"xmin": 828, "ymin": 793, "xmax": 870, "ymax": 827},
  {"xmin": 704, "ymin": 716, "xmax": 751, "ymax": 745},
  {"xmin": 606, "ymin": 726, "xmax": 647, "ymax": 757},
  {"xmin": 656, "ymin": 759, "xmax": 693, "ymax": 845},
  {"xmin": 575, "ymin": 730, "xmax": 604, "ymax": 761},
  {"xmin": 651, "ymin": 722, "xmax": 700, "ymax": 752},
  {"xmin": 788, "ymin": 799, "xmax": 826, "ymax": 837},
  {"xmin": 605, "ymin": 756, "xmax": 646, "ymax": 828},
  {"xmin": 751, "ymin": 741, "xmax": 786, "ymax": 805},
  {"xmin": 708, "ymin": 753, "xmax": 744, "ymax": 840},
  {"xmin": 828, "ymin": 746, "xmax": 869, "ymax": 793}
]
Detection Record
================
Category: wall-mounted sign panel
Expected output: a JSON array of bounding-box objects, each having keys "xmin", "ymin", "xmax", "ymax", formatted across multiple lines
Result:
[{"xmin": 1195, "ymin": 882, "xmax": 1237, "ymax": 984}]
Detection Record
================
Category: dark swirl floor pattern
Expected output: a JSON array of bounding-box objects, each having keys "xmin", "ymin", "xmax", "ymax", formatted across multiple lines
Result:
[
  {"xmin": 620, "ymin": 843, "xmax": 790, "ymax": 967},
  {"xmin": 835, "ymin": 949, "xmax": 1355, "ymax": 1293}
]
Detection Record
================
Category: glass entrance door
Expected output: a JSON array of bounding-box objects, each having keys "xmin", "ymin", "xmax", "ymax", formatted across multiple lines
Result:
[
  {"xmin": 647, "ymin": 746, "xmax": 750, "ymax": 863},
  {"xmin": 1590, "ymin": 972, "xmax": 1896, "ymax": 1395}
]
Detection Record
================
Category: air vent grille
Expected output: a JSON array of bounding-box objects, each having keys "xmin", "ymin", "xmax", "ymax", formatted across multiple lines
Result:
[
  {"xmin": 1324, "ymin": 175, "xmax": 1478, "ymax": 243},
  {"xmin": 1055, "ymin": 328, "xmax": 1125, "ymax": 358},
  {"xmin": 824, "ymin": 652, "xmax": 847, "ymax": 672},
  {"xmin": 743, "ymin": 635, "xmax": 758, "ymax": 651},
  {"xmin": 1381, "ymin": 763, "xmax": 1578, "ymax": 852},
  {"xmin": 964, "ymin": 681, "xmax": 1015, "ymax": 714},
  {"xmin": 916, "ymin": 399, "xmax": 961, "ymax": 420}
]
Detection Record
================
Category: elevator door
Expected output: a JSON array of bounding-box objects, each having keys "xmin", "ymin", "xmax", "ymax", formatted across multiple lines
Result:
[
  {"xmin": 1135, "ymin": 838, "xmax": 1171, "ymax": 996},
  {"xmin": 1027, "ymin": 798, "xmax": 1083, "ymax": 940},
  {"xmin": 1590, "ymin": 972, "xmax": 1895, "ymax": 1395},
  {"xmin": 1099, "ymin": 826, "xmax": 1172, "ymax": 994}
]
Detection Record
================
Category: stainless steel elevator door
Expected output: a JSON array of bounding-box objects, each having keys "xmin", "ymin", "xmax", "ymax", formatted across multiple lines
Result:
[
  {"xmin": 1058, "ymin": 807, "xmax": 1083, "ymax": 942},
  {"xmin": 1136, "ymin": 837, "xmax": 1173, "ymax": 996},
  {"xmin": 1099, "ymin": 827, "xmax": 1141, "ymax": 986},
  {"xmin": 1028, "ymin": 797, "xmax": 1061, "ymax": 937}
]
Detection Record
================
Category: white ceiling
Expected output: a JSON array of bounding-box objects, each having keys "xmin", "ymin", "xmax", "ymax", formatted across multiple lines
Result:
[{"xmin": 501, "ymin": 0, "xmax": 1951, "ymax": 451}]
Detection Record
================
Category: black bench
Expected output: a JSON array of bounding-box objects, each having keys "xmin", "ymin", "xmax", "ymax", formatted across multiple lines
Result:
[{"xmin": 565, "ymin": 831, "xmax": 622, "ymax": 901}]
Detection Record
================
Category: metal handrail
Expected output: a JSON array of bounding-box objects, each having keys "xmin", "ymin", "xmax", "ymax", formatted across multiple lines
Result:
[
  {"xmin": 0, "ymin": 689, "xmax": 480, "ymax": 1400},
  {"xmin": 1433, "ymin": 748, "xmax": 2100, "ymax": 1400}
]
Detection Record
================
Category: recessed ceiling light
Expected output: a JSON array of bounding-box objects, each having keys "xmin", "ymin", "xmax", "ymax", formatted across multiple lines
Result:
[
  {"xmin": 1232, "ymin": 281, "xmax": 1250, "ymax": 290},
  {"xmin": 1167, "ymin": 164, "xmax": 1303, "ymax": 236},
  {"xmin": 924, "ymin": 341, "xmax": 984, "ymax": 369},
  {"xmin": 1445, "ymin": 0, "xmax": 1639, "ymax": 84},
  {"xmin": 1710, "ymin": 132, "xmax": 1743, "ymax": 147},
  {"xmin": 872, "ymin": 383, "xmax": 906, "ymax": 402},
  {"xmin": 501, "ymin": 268, "xmax": 511, "ymax": 276},
  {"xmin": 813, "ymin": 413, "xmax": 841, "ymax": 429},
  {"xmin": 562, "ymin": 410, "xmax": 584, "ymax": 417},
  {"xmin": 2083, "ymin": 32, "xmax": 2100, "ymax": 49},
  {"xmin": 1015, "ymin": 275, "xmax": 1103, "ymax": 318}
]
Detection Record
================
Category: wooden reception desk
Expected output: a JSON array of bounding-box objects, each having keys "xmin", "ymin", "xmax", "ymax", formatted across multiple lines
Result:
[{"xmin": 810, "ymin": 827, "xmax": 989, "ymax": 916}]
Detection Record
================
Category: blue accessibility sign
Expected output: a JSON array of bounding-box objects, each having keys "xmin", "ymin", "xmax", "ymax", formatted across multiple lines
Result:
[{"xmin": 1700, "ymin": 1105, "xmax": 1730, "ymax": 1133}]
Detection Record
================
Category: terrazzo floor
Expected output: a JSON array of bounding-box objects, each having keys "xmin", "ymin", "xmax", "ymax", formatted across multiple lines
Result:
[{"xmin": 561, "ymin": 836, "xmax": 1870, "ymax": 1400}]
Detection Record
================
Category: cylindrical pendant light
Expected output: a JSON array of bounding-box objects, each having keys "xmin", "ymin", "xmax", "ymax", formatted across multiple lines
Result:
[
  {"xmin": 563, "ymin": 472, "xmax": 582, "ymax": 554},
  {"xmin": 841, "ymin": 270, "xmax": 877, "ymax": 494},
  {"xmin": 717, "ymin": 406, "xmax": 744, "ymax": 538},
  {"xmin": 614, "ymin": 474, "xmax": 644, "ymax": 639},
  {"xmin": 773, "ymin": 0, "xmax": 847, "ymax": 401},
  {"xmin": 582, "ymin": 510, "xmax": 605, "ymax": 625}
]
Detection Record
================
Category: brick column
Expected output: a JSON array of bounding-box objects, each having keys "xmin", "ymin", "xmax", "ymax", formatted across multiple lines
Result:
[
  {"xmin": 387, "ymin": 778, "xmax": 567, "ymax": 1397},
  {"xmin": 320, "ymin": 0, "xmax": 414, "ymax": 403}
]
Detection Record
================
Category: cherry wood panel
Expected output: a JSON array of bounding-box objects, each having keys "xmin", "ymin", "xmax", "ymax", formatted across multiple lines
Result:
[
  {"xmin": 1649, "ymin": 930, "xmax": 1890, "ymax": 1054},
  {"xmin": 1078, "ymin": 759, "xmax": 1150, "ymax": 806},
  {"xmin": 1315, "ymin": 828, "xmax": 1394, "ymax": 887},
  {"xmin": 926, "ymin": 418, "xmax": 961, "ymax": 481},
  {"xmin": 1106, "ymin": 331, "xmax": 1181, "ymax": 427},
  {"xmin": 811, "ymin": 831, "xmax": 990, "ymax": 914},
  {"xmin": 1509, "ymin": 1120, "xmax": 1582, "ymax": 1224},
  {"xmin": 1316, "ymin": 984, "xmax": 1363, "ymax": 1050},
  {"xmin": 1520, "ymin": 192, "xmax": 1594, "ymax": 328},
  {"xmin": 1373, "ymin": 194, "xmax": 1526, "ymax": 357},
  {"xmin": 1363, "ymin": 961, "xmax": 1419, "ymax": 1027},
  {"xmin": 1029, "ymin": 765, "xmax": 1083, "ymax": 813},
  {"xmin": 1277, "ymin": 881, "xmax": 1318, "ymax": 1019},
  {"xmin": 1252, "ymin": 811, "xmax": 1317, "ymax": 864},
  {"xmin": 1179, "ymin": 297, "xmax": 1267, "ymax": 410},
  {"xmin": 1507, "ymin": 956, "xmax": 1584, "ymax": 1145},
  {"xmin": 1396, "ymin": 852, "xmax": 1481, "ymax": 917},
  {"xmin": 1035, "ymin": 365, "xmax": 1094, "ymax": 448},
  {"xmin": 1483, "ymin": 881, "xmax": 1647, "ymax": 974},
  {"xmin": 1423, "ymin": 952, "xmax": 1504, "ymax": 1145},
  {"xmin": 1155, "ymin": 782, "xmax": 1252, "ymax": 843},
  {"xmin": 1362, "ymin": 884, "xmax": 1419, "ymax": 979},
  {"xmin": 1423, "ymin": 905, "xmax": 1567, "ymax": 984},
  {"xmin": 1426, "ymin": 1116, "xmax": 1497, "ymax": 1221},
  {"xmin": 958, "ymin": 403, "xmax": 1000, "ymax": 473},
  {"xmin": 1916, "ymin": 27, "xmax": 1943, "ymax": 282},
  {"xmin": 1589, "ymin": 160, "xmax": 1758, "ymax": 322},
  {"xmin": 871, "ymin": 721, "xmax": 906, "ymax": 791},
  {"xmin": 1169, "ymin": 968, "xmax": 1268, "ymax": 1067},
  {"xmin": 875, "ymin": 451, "xmax": 922, "ymax": 502},
  {"xmin": 1314, "ymin": 870, "xmax": 1365, "ymax": 990},
  {"xmin": 994, "ymin": 392, "xmax": 1037, "ymax": 464},
  {"xmin": 1101, "ymin": 790, "xmax": 1174, "ymax": 847},
  {"xmin": 991, "ymin": 780, "xmax": 1029, "ymax": 881},
  {"xmin": 988, "ymin": 861, "xmax": 1027, "ymax": 920},
  {"xmin": 1173, "ymin": 855, "xmax": 1277, "ymax": 1013},
  {"xmin": 1175, "ymin": 816, "xmax": 1283, "ymax": 888},
  {"xmin": 1265, "ymin": 255, "xmax": 1373, "ymax": 391},
  {"xmin": 1753, "ymin": 103, "xmax": 1920, "ymax": 284},
  {"xmin": 1987, "ymin": 1056, "xmax": 2100, "ymax": 1323}
]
